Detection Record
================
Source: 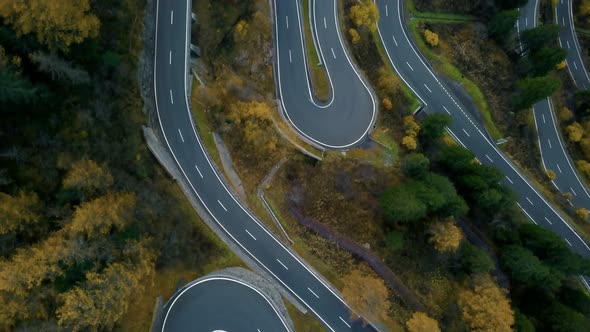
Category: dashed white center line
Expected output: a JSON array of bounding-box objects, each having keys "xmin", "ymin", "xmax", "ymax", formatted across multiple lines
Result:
[
  {"xmin": 308, "ymin": 287, "xmax": 320, "ymax": 298},
  {"xmin": 169, "ymin": 50, "xmax": 172, "ymax": 65},
  {"xmin": 218, "ymin": 200, "xmax": 228, "ymax": 212},
  {"xmin": 525, "ymin": 17, "xmax": 528, "ymax": 27},
  {"xmin": 424, "ymin": 83, "xmax": 432, "ymax": 93},
  {"xmin": 407, "ymin": 62, "xmax": 414, "ymax": 71},
  {"xmin": 331, "ymin": 47, "xmax": 336, "ymax": 59},
  {"xmin": 169, "ymin": 89, "xmax": 174, "ymax": 104},
  {"xmin": 547, "ymin": 139, "xmax": 552, "ymax": 149},
  {"xmin": 276, "ymin": 259, "xmax": 288, "ymax": 270},
  {"xmin": 557, "ymin": 164, "xmax": 563, "ymax": 173},
  {"xmin": 485, "ymin": 154, "xmax": 493, "ymax": 163},
  {"xmin": 526, "ymin": 197, "xmax": 534, "ymax": 206},
  {"xmin": 289, "ymin": 49, "xmax": 292, "ymax": 63},
  {"xmin": 506, "ymin": 176, "xmax": 514, "ymax": 184},
  {"xmin": 571, "ymin": 187, "xmax": 578, "ymax": 196},
  {"xmin": 565, "ymin": 238, "xmax": 573, "ymax": 247},
  {"xmin": 324, "ymin": 17, "xmax": 327, "ymax": 29},
  {"xmin": 245, "ymin": 229, "xmax": 257, "ymax": 240},
  {"xmin": 170, "ymin": 10, "xmax": 174, "ymax": 25},
  {"xmin": 462, "ymin": 128, "xmax": 470, "ymax": 137},
  {"xmin": 178, "ymin": 129, "xmax": 184, "ymax": 142},
  {"xmin": 443, "ymin": 106, "xmax": 450, "ymax": 114},
  {"xmin": 286, "ymin": 15, "xmax": 289, "ymax": 29},
  {"xmin": 339, "ymin": 316, "xmax": 351, "ymax": 328},
  {"xmin": 385, "ymin": 4, "xmax": 389, "ymax": 16},
  {"xmin": 567, "ymin": 40, "xmax": 570, "ymax": 49},
  {"xmin": 574, "ymin": 61, "xmax": 578, "ymax": 70},
  {"xmin": 545, "ymin": 217, "xmax": 553, "ymax": 225},
  {"xmin": 542, "ymin": 113, "xmax": 546, "ymax": 124},
  {"xmin": 194, "ymin": 165, "xmax": 203, "ymax": 178}
]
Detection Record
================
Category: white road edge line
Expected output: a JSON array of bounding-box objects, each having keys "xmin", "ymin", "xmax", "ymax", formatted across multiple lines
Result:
[
  {"xmin": 516, "ymin": 202, "xmax": 537, "ymax": 224},
  {"xmin": 218, "ymin": 200, "xmax": 228, "ymax": 212},
  {"xmin": 276, "ymin": 259, "xmax": 288, "ymax": 270}
]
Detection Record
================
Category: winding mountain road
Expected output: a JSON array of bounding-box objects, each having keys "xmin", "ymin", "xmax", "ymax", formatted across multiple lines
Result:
[
  {"xmin": 556, "ymin": 0, "xmax": 590, "ymax": 89},
  {"xmin": 518, "ymin": 0, "xmax": 590, "ymax": 211},
  {"xmin": 152, "ymin": 0, "xmax": 377, "ymax": 330},
  {"xmin": 376, "ymin": 0, "xmax": 590, "ymax": 288},
  {"xmin": 273, "ymin": 0, "xmax": 377, "ymax": 149}
]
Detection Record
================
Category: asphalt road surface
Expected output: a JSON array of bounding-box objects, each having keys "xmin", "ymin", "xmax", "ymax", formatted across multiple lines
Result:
[
  {"xmin": 376, "ymin": 0, "xmax": 590, "ymax": 288},
  {"xmin": 556, "ymin": 0, "xmax": 590, "ymax": 89},
  {"xmin": 153, "ymin": 0, "xmax": 377, "ymax": 330},
  {"xmin": 160, "ymin": 277, "xmax": 289, "ymax": 332},
  {"xmin": 518, "ymin": 0, "xmax": 590, "ymax": 211},
  {"xmin": 273, "ymin": 0, "xmax": 376, "ymax": 149}
]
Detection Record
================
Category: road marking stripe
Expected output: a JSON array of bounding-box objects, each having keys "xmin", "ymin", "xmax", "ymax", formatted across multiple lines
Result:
[
  {"xmin": 286, "ymin": 15, "xmax": 289, "ymax": 29},
  {"xmin": 571, "ymin": 187, "xmax": 578, "ymax": 196},
  {"xmin": 218, "ymin": 200, "xmax": 227, "ymax": 212},
  {"xmin": 557, "ymin": 164, "xmax": 563, "ymax": 173},
  {"xmin": 545, "ymin": 217, "xmax": 553, "ymax": 225},
  {"xmin": 194, "ymin": 165, "xmax": 203, "ymax": 178},
  {"xmin": 517, "ymin": 202, "xmax": 537, "ymax": 224},
  {"xmin": 526, "ymin": 197, "xmax": 534, "ymax": 206},
  {"xmin": 169, "ymin": 89, "xmax": 174, "ymax": 104},
  {"xmin": 567, "ymin": 40, "xmax": 570, "ymax": 49},
  {"xmin": 308, "ymin": 287, "xmax": 320, "ymax": 298},
  {"xmin": 565, "ymin": 238, "xmax": 573, "ymax": 246},
  {"xmin": 547, "ymin": 139, "xmax": 552, "ymax": 149},
  {"xmin": 506, "ymin": 176, "xmax": 514, "ymax": 184},
  {"xmin": 542, "ymin": 113, "xmax": 546, "ymax": 124},
  {"xmin": 331, "ymin": 47, "xmax": 336, "ymax": 59},
  {"xmin": 339, "ymin": 316, "xmax": 351, "ymax": 328},
  {"xmin": 525, "ymin": 17, "xmax": 528, "ymax": 27},
  {"xmin": 392, "ymin": 35, "xmax": 398, "ymax": 46},
  {"xmin": 170, "ymin": 10, "xmax": 173, "ymax": 25},
  {"xmin": 385, "ymin": 4, "xmax": 388, "ymax": 16},
  {"xmin": 289, "ymin": 49, "xmax": 292, "ymax": 63},
  {"xmin": 462, "ymin": 128, "xmax": 470, "ymax": 137},
  {"xmin": 443, "ymin": 105, "xmax": 450, "ymax": 114},
  {"xmin": 406, "ymin": 62, "xmax": 414, "ymax": 71},
  {"xmin": 178, "ymin": 129, "xmax": 184, "ymax": 142},
  {"xmin": 324, "ymin": 17, "xmax": 327, "ymax": 29},
  {"xmin": 276, "ymin": 259, "xmax": 288, "ymax": 270},
  {"xmin": 169, "ymin": 50, "xmax": 172, "ymax": 64},
  {"xmin": 424, "ymin": 83, "xmax": 432, "ymax": 93},
  {"xmin": 245, "ymin": 229, "xmax": 257, "ymax": 240},
  {"xmin": 485, "ymin": 154, "xmax": 493, "ymax": 163},
  {"xmin": 574, "ymin": 61, "xmax": 578, "ymax": 70}
]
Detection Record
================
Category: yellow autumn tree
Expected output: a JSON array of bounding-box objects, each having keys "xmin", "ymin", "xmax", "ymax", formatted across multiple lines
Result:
[
  {"xmin": 227, "ymin": 101, "xmax": 281, "ymax": 157},
  {"xmin": 0, "ymin": 191, "xmax": 40, "ymax": 235},
  {"xmin": 234, "ymin": 20, "xmax": 249, "ymax": 42},
  {"xmin": 428, "ymin": 219, "xmax": 463, "ymax": 253},
  {"xmin": 402, "ymin": 136, "xmax": 418, "ymax": 151},
  {"xmin": 350, "ymin": 1, "xmax": 379, "ymax": 32},
  {"xmin": 377, "ymin": 66, "xmax": 401, "ymax": 93},
  {"xmin": 558, "ymin": 106, "xmax": 573, "ymax": 122},
  {"xmin": 349, "ymin": 28, "xmax": 361, "ymax": 44},
  {"xmin": 424, "ymin": 29, "xmax": 439, "ymax": 47},
  {"xmin": 403, "ymin": 115, "xmax": 421, "ymax": 137},
  {"xmin": 63, "ymin": 159, "xmax": 114, "ymax": 195},
  {"xmin": 576, "ymin": 208, "xmax": 589, "ymax": 222},
  {"xmin": 67, "ymin": 192, "xmax": 136, "ymax": 238},
  {"xmin": 580, "ymin": 0, "xmax": 590, "ymax": 16},
  {"xmin": 406, "ymin": 312, "xmax": 441, "ymax": 332},
  {"xmin": 56, "ymin": 247, "xmax": 155, "ymax": 331},
  {"xmin": 556, "ymin": 60, "xmax": 567, "ymax": 70},
  {"xmin": 566, "ymin": 122, "xmax": 585, "ymax": 142},
  {"xmin": 341, "ymin": 269, "xmax": 390, "ymax": 324},
  {"xmin": 458, "ymin": 275, "xmax": 514, "ymax": 332},
  {"xmin": 382, "ymin": 98, "xmax": 393, "ymax": 110},
  {"xmin": 577, "ymin": 160, "xmax": 590, "ymax": 178},
  {"xmin": 546, "ymin": 169, "xmax": 557, "ymax": 181},
  {"xmin": 0, "ymin": 0, "xmax": 100, "ymax": 50}
]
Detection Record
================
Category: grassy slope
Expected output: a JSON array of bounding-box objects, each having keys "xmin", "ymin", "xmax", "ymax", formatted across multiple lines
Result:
[{"xmin": 302, "ymin": 0, "xmax": 330, "ymax": 100}]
